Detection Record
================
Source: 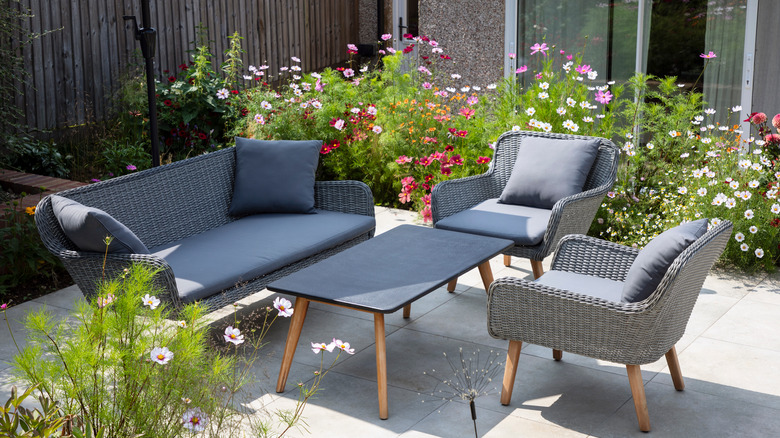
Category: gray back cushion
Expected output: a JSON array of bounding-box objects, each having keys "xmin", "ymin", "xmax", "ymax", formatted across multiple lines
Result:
[
  {"xmin": 499, "ymin": 136, "xmax": 600, "ymax": 209},
  {"xmin": 50, "ymin": 195, "xmax": 149, "ymax": 254},
  {"xmin": 229, "ymin": 138, "xmax": 321, "ymax": 216},
  {"xmin": 622, "ymin": 219, "xmax": 709, "ymax": 303}
]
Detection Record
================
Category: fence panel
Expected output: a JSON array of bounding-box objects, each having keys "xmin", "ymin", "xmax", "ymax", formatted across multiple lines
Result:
[{"xmin": 12, "ymin": 0, "xmax": 358, "ymax": 133}]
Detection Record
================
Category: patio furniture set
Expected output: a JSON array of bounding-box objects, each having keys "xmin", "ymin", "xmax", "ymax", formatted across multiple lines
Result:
[{"xmin": 36, "ymin": 130, "xmax": 731, "ymax": 433}]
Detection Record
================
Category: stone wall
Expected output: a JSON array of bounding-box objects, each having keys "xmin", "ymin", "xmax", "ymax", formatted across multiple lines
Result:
[
  {"xmin": 419, "ymin": 0, "xmax": 505, "ymax": 87},
  {"xmin": 359, "ymin": 0, "xmax": 379, "ymax": 45}
]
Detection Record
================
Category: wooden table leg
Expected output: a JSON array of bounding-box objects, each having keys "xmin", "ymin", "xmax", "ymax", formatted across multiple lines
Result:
[
  {"xmin": 478, "ymin": 261, "xmax": 494, "ymax": 293},
  {"xmin": 402, "ymin": 304, "xmax": 411, "ymax": 318},
  {"xmin": 447, "ymin": 278, "xmax": 457, "ymax": 293},
  {"xmin": 276, "ymin": 297, "xmax": 310, "ymax": 393},
  {"xmin": 503, "ymin": 254, "xmax": 512, "ymax": 266},
  {"xmin": 374, "ymin": 313, "xmax": 389, "ymax": 419}
]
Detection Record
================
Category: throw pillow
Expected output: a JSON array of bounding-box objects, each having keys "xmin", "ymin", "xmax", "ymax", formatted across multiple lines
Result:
[
  {"xmin": 498, "ymin": 136, "xmax": 600, "ymax": 209},
  {"xmin": 621, "ymin": 218, "xmax": 709, "ymax": 303},
  {"xmin": 229, "ymin": 138, "xmax": 321, "ymax": 216},
  {"xmin": 50, "ymin": 195, "xmax": 149, "ymax": 254}
]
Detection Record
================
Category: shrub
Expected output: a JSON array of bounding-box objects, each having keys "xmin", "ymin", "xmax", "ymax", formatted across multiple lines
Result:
[{"xmin": 0, "ymin": 135, "xmax": 71, "ymax": 179}]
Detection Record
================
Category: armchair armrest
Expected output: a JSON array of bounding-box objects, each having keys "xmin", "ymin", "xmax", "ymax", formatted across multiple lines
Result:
[
  {"xmin": 314, "ymin": 180, "xmax": 375, "ymax": 217},
  {"xmin": 431, "ymin": 173, "xmax": 502, "ymax": 224},
  {"xmin": 59, "ymin": 250, "xmax": 181, "ymax": 309},
  {"xmin": 532, "ymin": 182, "xmax": 613, "ymax": 260},
  {"xmin": 550, "ymin": 234, "xmax": 639, "ymax": 281}
]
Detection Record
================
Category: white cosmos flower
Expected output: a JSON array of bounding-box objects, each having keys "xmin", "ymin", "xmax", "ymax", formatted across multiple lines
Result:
[
  {"xmin": 697, "ymin": 188, "xmax": 707, "ymax": 196},
  {"xmin": 755, "ymin": 248, "xmax": 765, "ymax": 258},
  {"xmin": 735, "ymin": 232, "xmax": 745, "ymax": 242},
  {"xmin": 151, "ymin": 347, "xmax": 173, "ymax": 365},
  {"xmin": 525, "ymin": 107, "xmax": 536, "ymax": 116},
  {"xmin": 223, "ymin": 326, "xmax": 245, "ymax": 345},
  {"xmin": 142, "ymin": 294, "xmax": 160, "ymax": 310},
  {"xmin": 749, "ymin": 226, "xmax": 758, "ymax": 234},
  {"xmin": 772, "ymin": 204, "xmax": 780, "ymax": 214},
  {"xmin": 740, "ymin": 243, "xmax": 749, "ymax": 252},
  {"xmin": 538, "ymin": 92, "xmax": 549, "ymax": 99},
  {"xmin": 182, "ymin": 408, "xmax": 209, "ymax": 432},
  {"xmin": 744, "ymin": 209, "xmax": 754, "ymax": 219}
]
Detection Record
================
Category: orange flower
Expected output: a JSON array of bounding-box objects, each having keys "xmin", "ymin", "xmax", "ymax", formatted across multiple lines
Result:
[{"xmin": 25, "ymin": 206, "xmax": 36, "ymax": 215}]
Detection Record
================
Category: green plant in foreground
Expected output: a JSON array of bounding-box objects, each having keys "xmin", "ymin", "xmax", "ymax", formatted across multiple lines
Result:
[{"xmin": 6, "ymin": 260, "xmax": 354, "ymax": 437}]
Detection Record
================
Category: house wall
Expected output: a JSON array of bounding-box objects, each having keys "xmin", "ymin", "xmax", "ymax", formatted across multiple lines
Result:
[
  {"xmin": 753, "ymin": 0, "xmax": 780, "ymax": 120},
  {"xmin": 419, "ymin": 0, "xmax": 505, "ymax": 87},
  {"xmin": 359, "ymin": 0, "xmax": 378, "ymax": 45}
]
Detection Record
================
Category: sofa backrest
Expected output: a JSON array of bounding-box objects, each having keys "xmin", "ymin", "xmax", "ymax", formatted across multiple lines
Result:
[{"xmin": 38, "ymin": 148, "xmax": 237, "ymax": 251}]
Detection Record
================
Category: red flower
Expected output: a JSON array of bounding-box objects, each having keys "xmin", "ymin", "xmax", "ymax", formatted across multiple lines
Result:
[
  {"xmin": 179, "ymin": 63, "xmax": 189, "ymax": 71},
  {"xmin": 329, "ymin": 140, "xmax": 341, "ymax": 149},
  {"xmin": 320, "ymin": 145, "xmax": 331, "ymax": 154},
  {"xmin": 231, "ymin": 90, "xmax": 239, "ymax": 95},
  {"xmin": 440, "ymin": 166, "xmax": 452, "ymax": 176},
  {"xmin": 164, "ymin": 99, "xmax": 172, "ymax": 106},
  {"xmin": 476, "ymin": 156, "xmax": 491, "ymax": 164},
  {"xmin": 403, "ymin": 33, "xmax": 414, "ymax": 39},
  {"xmin": 168, "ymin": 75, "xmax": 176, "ymax": 82},
  {"xmin": 421, "ymin": 56, "xmax": 429, "ymax": 60},
  {"xmin": 424, "ymin": 174, "xmax": 434, "ymax": 183},
  {"xmin": 771, "ymin": 218, "xmax": 780, "ymax": 228},
  {"xmin": 440, "ymin": 55, "xmax": 451, "ymax": 60},
  {"xmin": 444, "ymin": 144, "xmax": 454, "ymax": 152},
  {"xmin": 403, "ymin": 44, "xmax": 415, "ymax": 54},
  {"xmin": 450, "ymin": 154, "xmax": 463, "ymax": 165},
  {"xmin": 198, "ymin": 132, "xmax": 207, "ymax": 140}
]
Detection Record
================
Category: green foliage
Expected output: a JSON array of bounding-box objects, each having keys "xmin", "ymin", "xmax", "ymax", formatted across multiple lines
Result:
[
  {"xmin": 0, "ymin": 385, "xmax": 70, "ymax": 437},
  {"xmin": 99, "ymin": 140, "xmax": 151, "ymax": 180},
  {"xmin": 0, "ymin": 194, "xmax": 63, "ymax": 298},
  {"xmin": 119, "ymin": 25, "xmax": 248, "ymax": 161},
  {"xmin": 1, "ymin": 135, "xmax": 72, "ymax": 179}
]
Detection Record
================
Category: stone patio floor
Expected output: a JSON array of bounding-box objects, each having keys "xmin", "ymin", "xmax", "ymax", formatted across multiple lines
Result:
[{"xmin": 2, "ymin": 206, "xmax": 780, "ymax": 437}]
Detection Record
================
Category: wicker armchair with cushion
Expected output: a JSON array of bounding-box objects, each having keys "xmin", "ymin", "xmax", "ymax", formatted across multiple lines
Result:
[
  {"xmin": 431, "ymin": 130, "xmax": 619, "ymax": 293},
  {"xmin": 486, "ymin": 219, "xmax": 732, "ymax": 432}
]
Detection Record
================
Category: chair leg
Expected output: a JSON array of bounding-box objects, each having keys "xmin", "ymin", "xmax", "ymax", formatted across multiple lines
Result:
[
  {"xmin": 530, "ymin": 259, "xmax": 544, "ymax": 279},
  {"xmin": 503, "ymin": 254, "xmax": 512, "ymax": 266},
  {"xmin": 501, "ymin": 340, "xmax": 522, "ymax": 405},
  {"xmin": 626, "ymin": 364, "xmax": 651, "ymax": 432},
  {"xmin": 665, "ymin": 346, "xmax": 685, "ymax": 391},
  {"xmin": 552, "ymin": 349, "xmax": 563, "ymax": 361},
  {"xmin": 447, "ymin": 278, "xmax": 457, "ymax": 293}
]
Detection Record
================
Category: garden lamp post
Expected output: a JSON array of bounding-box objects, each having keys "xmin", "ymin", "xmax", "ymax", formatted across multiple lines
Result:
[{"xmin": 124, "ymin": 0, "xmax": 160, "ymax": 167}]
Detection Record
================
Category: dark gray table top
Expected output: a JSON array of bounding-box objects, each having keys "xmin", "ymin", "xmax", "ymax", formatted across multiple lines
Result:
[{"xmin": 268, "ymin": 225, "xmax": 514, "ymax": 313}]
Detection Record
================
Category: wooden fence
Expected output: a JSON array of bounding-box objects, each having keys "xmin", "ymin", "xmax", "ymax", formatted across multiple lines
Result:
[{"xmin": 10, "ymin": 0, "xmax": 359, "ymax": 133}]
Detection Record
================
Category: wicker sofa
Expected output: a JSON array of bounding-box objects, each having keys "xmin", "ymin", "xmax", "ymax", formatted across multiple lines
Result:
[{"xmin": 35, "ymin": 147, "xmax": 376, "ymax": 312}]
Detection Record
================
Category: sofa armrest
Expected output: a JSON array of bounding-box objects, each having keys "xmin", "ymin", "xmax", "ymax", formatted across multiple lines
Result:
[
  {"xmin": 431, "ymin": 173, "xmax": 502, "ymax": 224},
  {"xmin": 314, "ymin": 180, "xmax": 375, "ymax": 217},
  {"xmin": 550, "ymin": 234, "xmax": 639, "ymax": 282}
]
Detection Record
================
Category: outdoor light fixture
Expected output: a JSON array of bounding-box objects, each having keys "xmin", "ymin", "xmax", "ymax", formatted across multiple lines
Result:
[{"xmin": 124, "ymin": 0, "xmax": 160, "ymax": 167}]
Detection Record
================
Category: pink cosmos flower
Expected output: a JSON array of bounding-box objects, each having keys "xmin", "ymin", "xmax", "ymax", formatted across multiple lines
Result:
[
  {"xmin": 440, "ymin": 166, "xmax": 452, "ymax": 176},
  {"xmin": 516, "ymin": 65, "xmax": 528, "ymax": 74},
  {"xmin": 254, "ymin": 114, "xmax": 265, "ymax": 125},
  {"xmin": 450, "ymin": 154, "xmax": 463, "ymax": 165},
  {"xmin": 700, "ymin": 51, "xmax": 717, "ymax": 59},
  {"xmin": 396, "ymin": 155, "xmax": 413, "ymax": 164},
  {"xmin": 343, "ymin": 68, "xmax": 355, "ymax": 78},
  {"xmin": 182, "ymin": 408, "xmax": 208, "ymax": 432},
  {"xmin": 766, "ymin": 134, "xmax": 780, "ymax": 144},
  {"xmin": 422, "ymin": 82, "xmax": 432, "ymax": 89},
  {"xmin": 476, "ymin": 156, "xmax": 491, "ymax": 164},
  {"xmin": 575, "ymin": 64, "xmax": 592, "ymax": 74},
  {"xmin": 150, "ymin": 346, "xmax": 174, "ymax": 365},
  {"xmin": 381, "ymin": 33, "xmax": 393, "ymax": 41},
  {"xmin": 535, "ymin": 72, "xmax": 543, "ymax": 80},
  {"xmin": 273, "ymin": 297, "xmax": 294, "ymax": 317},
  {"xmin": 1, "ymin": 303, "xmax": 7, "ymax": 310},
  {"xmin": 422, "ymin": 206, "xmax": 432, "ymax": 223},
  {"xmin": 421, "ymin": 194, "xmax": 431, "ymax": 205},
  {"xmin": 401, "ymin": 176, "xmax": 415, "ymax": 186},
  {"xmin": 595, "ymin": 89, "xmax": 613, "ymax": 105},
  {"xmin": 508, "ymin": 52, "xmax": 516, "ymax": 59},
  {"xmin": 417, "ymin": 156, "xmax": 434, "ymax": 167},
  {"xmin": 387, "ymin": 47, "xmax": 397, "ymax": 54},
  {"xmin": 459, "ymin": 107, "xmax": 475, "ymax": 119},
  {"xmin": 398, "ymin": 192, "xmax": 411, "ymax": 204},
  {"xmin": 417, "ymin": 65, "xmax": 432, "ymax": 75},
  {"xmin": 347, "ymin": 43, "xmax": 358, "ymax": 53},
  {"xmin": 466, "ymin": 96, "xmax": 478, "ymax": 106},
  {"xmin": 331, "ymin": 118, "xmax": 345, "ymax": 130},
  {"xmin": 773, "ymin": 114, "xmax": 780, "ymax": 129},
  {"xmin": 530, "ymin": 43, "xmax": 549, "ymax": 56},
  {"xmin": 126, "ymin": 164, "xmax": 137, "ymax": 171},
  {"xmin": 315, "ymin": 79, "xmax": 324, "ymax": 92}
]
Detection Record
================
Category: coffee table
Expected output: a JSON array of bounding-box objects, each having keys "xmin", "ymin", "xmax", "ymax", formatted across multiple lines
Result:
[{"xmin": 269, "ymin": 225, "xmax": 513, "ymax": 419}]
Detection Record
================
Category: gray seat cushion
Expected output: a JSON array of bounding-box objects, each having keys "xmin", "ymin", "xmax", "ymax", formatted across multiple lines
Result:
[
  {"xmin": 499, "ymin": 136, "xmax": 600, "ymax": 209},
  {"xmin": 434, "ymin": 198, "xmax": 551, "ymax": 246},
  {"xmin": 622, "ymin": 219, "xmax": 709, "ymax": 303},
  {"xmin": 50, "ymin": 195, "xmax": 149, "ymax": 254},
  {"xmin": 150, "ymin": 210, "xmax": 375, "ymax": 303},
  {"xmin": 536, "ymin": 270, "xmax": 625, "ymax": 303},
  {"xmin": 229, "ymin": 137, "xmax": 321, "ymax": 216}
]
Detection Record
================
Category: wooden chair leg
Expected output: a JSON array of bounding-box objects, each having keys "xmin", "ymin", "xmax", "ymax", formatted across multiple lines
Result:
[
  {"xmin": 552, "ymin": 349, "xmax": 563, "ymax": 361},
  {"xmin": 501, "ymin": 340, "xmax": 522, "ymax": 405},
  {"xmin": 626, "ymin": 364, "xmax": 651, "ymax": 432},
  {"xmin": 402, "ymin": 304, "xmax": 411, "ymax": 319},
  {"xmin": 447, "ymin": 278, "xmax": 457, "ymax": 293},
  {"xmin": 503, "ymin": 254, "xmax": 512, "ymax": 266},
  {"xmin": 665, "ymin": 346, "xmax": 685, "ymax": 391},
  {"xmin": 530, "ymin": 259, "xmax": 544, "ymax": 279},
  {"xmin": 478, "ymin": 261, "xmax": 494, "ymax": 293}
]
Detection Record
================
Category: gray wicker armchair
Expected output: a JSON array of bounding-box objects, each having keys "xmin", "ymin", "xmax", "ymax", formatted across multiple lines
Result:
[
  {"xmin": 431, "ymin": 130, "xmax": 619, "ymax": 292},
  {"xmin": 486, "ymin": 220, "xmax": 732, "ymax": 432}
]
